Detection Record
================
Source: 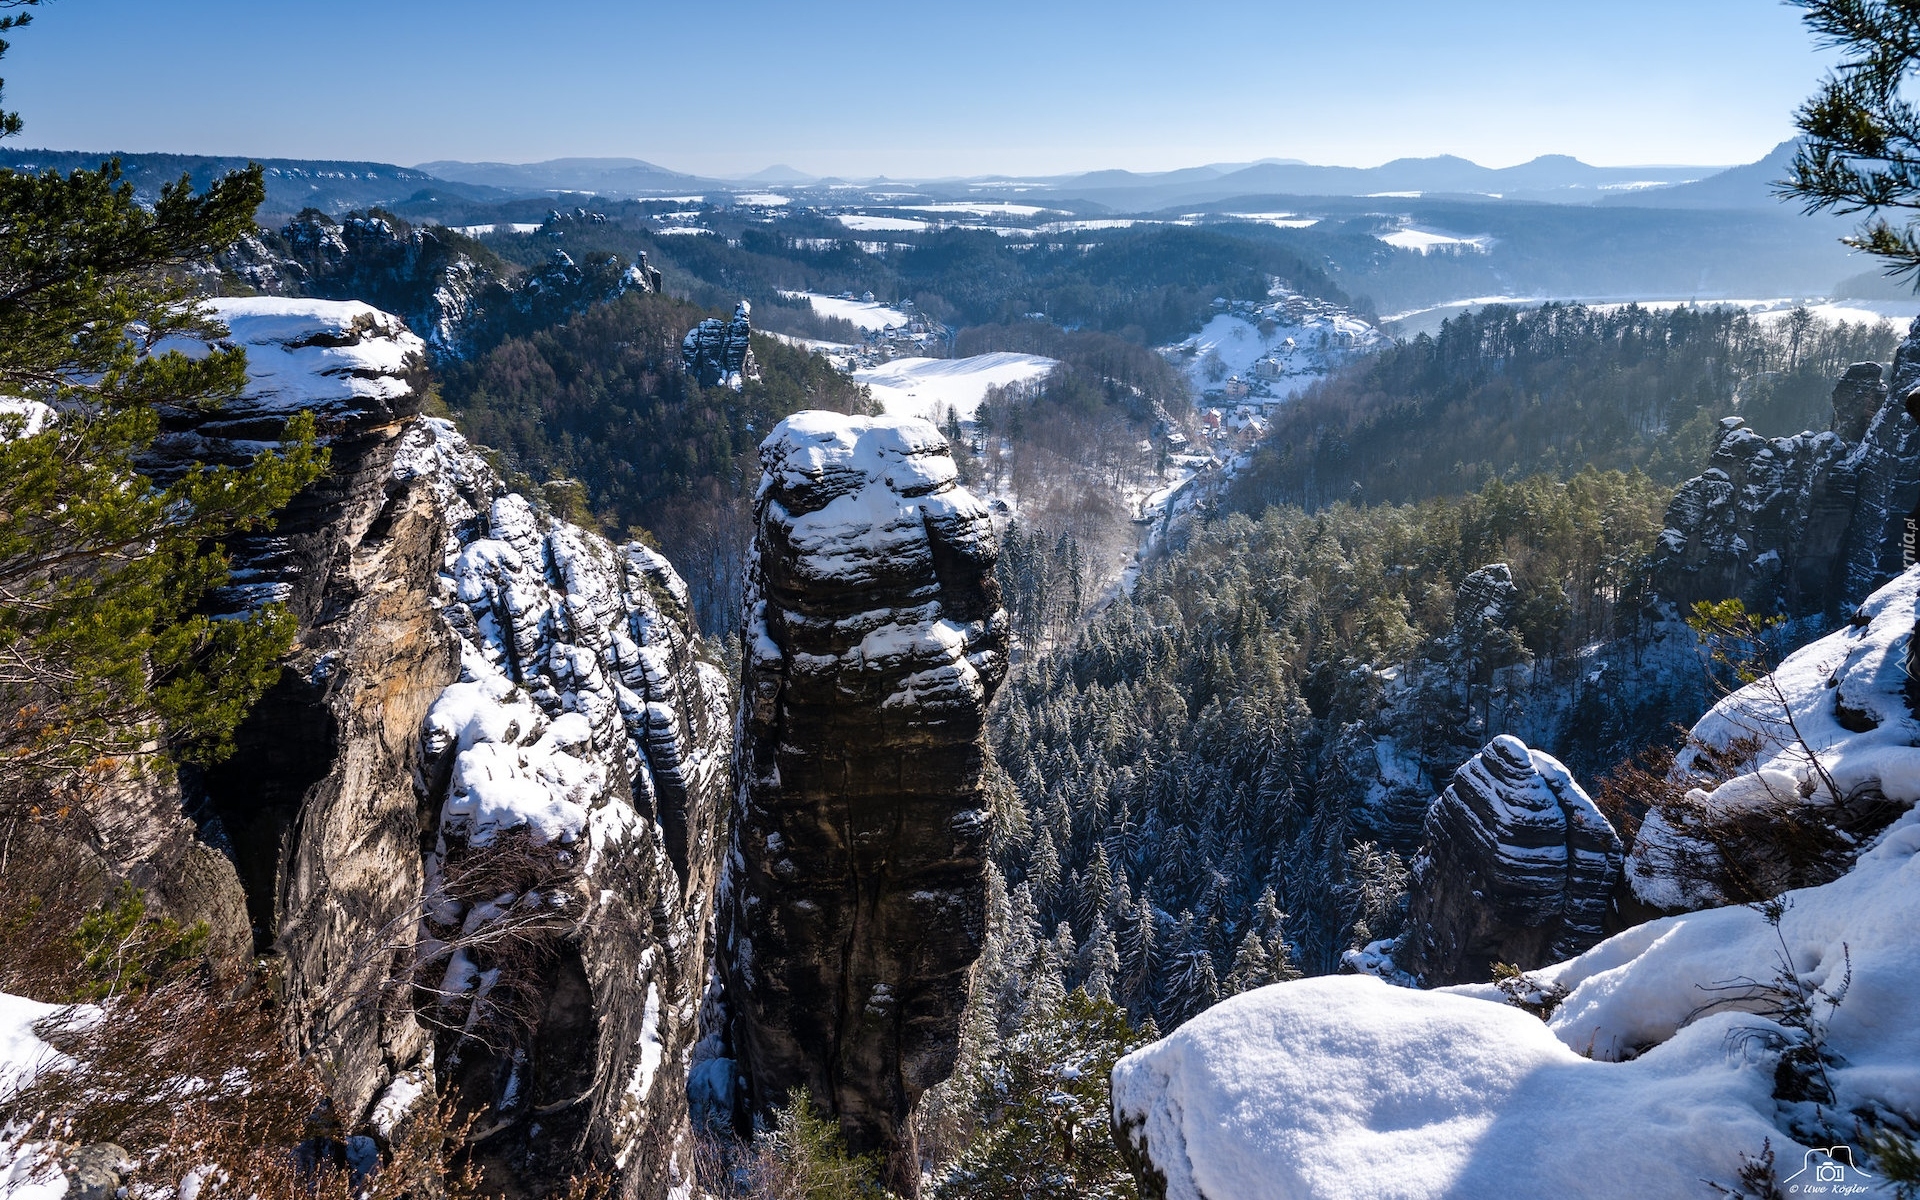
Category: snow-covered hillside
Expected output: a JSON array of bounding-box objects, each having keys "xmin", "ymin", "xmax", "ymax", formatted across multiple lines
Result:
[
  {"xmin": 853, "ymin": 352, "xmax": 1056, "ymax": 422},
  {"xmin": 1167, "ymin": 295, "xmax": 1383, "ymax": 404},
  {"xmin": 1112, "ymin": 567, "xmax": 1920, "ymax": 1200},
  {"xmin": 780, "ymin": 289, "xmax": 915, "ymax": 332}
]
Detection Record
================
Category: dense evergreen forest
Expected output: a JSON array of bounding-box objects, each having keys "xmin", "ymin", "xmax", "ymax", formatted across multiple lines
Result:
[
  {"xmin": 1229, "ymin": 302, "xmax": 1900, "ymax": 512},
  {"xmin": 441, "ymin": 291, "xmax": 873, "ymax": 630},
  {"xmin": 986, "ymin": 466, "xmax": 1678, "ymax": 1009}
]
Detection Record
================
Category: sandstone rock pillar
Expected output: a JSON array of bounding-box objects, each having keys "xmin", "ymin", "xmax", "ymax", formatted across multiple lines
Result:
[{"xmin": 721, "ymin": 413, "xmax": 1008, "ymax": 1194}]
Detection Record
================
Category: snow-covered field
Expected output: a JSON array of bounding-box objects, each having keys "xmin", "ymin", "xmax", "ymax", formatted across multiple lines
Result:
[
  {"xmin": 1041, "ymin": 218, "xmax": 1153, "ymax": 232},
  {"xmin": 449, "ymin": 222, "xmax": 542, "ymax": 236},
  {"xmin": 853, "ymin": 352, "xmax": 1056, "ymax": 423},
  {"xmin": 730, "ymin": 192, "xmax": 790, "ymax": 206},
  {"xmin": 651, "ymin": 226, "xmax": 713, "ymax": 236},
  {"xmin": 1221, "ymin": 212, "xmax": 1320, "ymax": 229},
  {"xmin": 834, "ymin": 214, "xmax": 930, "ymax": 232},
  {"xmin": 1378, "ymin": 226, "xmax": 1494, "ymax": 254},
  {"xmin": 779, "ymin": 290, "xmax": 916, "ymax": 332},
  {"xmin": 900, "ymin": 200, "xmax": 1054, "ymax": 217},
  {"xmin": 767, "ymin": 331, "xmax": 862, "ymax": 356}
]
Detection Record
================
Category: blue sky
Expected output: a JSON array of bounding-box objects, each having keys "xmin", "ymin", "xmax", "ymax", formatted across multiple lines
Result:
[{"xmin": 8, "ymin": 1, "xmax": 1835, "ymax": 177}]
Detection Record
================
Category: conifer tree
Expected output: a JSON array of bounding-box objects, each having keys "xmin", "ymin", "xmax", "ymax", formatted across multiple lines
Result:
[
  {"xmin": 930, "ymin": 990, "xmax": 1147, "ymax": 1200},
  {"xmin": 0, "ymin": 17, "xmax": 324, "ymax": 797},
  {"xmin": 1784, "ymin": 0, "xmax": 1920, "ymax": 280},
  {"xmin": 1078, "ymin": 918, "xmax": 1120, "ymax": 1005}
]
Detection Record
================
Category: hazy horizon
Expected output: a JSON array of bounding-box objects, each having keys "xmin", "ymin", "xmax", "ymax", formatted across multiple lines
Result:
[{"xmin": 10, "ymin": 0, "xmax": 1832, "ymax": 179}]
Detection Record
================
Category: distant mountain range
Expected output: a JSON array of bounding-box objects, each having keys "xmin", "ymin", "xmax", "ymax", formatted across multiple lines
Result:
[
  {"xmin": 0, "ymin": 149, "xmax": 512, "ymax": 215},
  {"xmin": 0, "ymin": 144, "xmax": 1810, "ymax": 217},
  {"xmin": 1600, "ymin": 139, "xmax": 1798, "ymax": 210},
  {"xmin": 1037, "ymin": 155, "xmax": 1718, "ymax": 210}
]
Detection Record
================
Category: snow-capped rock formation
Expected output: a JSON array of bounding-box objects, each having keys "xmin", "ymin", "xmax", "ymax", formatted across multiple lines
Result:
[
  {"xmin": 1628, "ymin": 564, "xmax": 1920, "ymax": 914},
  {"xmin": 232, "ymin": 210, "xmax": 654, "ymax": 360},
  {"xmin": 681, "ymin": 300, "xmax": 757, "ymax": 390},
  {"xmin": 1386, "ymin": 735, "xmax": 1622, "ymax": 987},
  {"xmin": 133, "ymin": 299, "xmax": 729, "ymax": 1195},
  {"xmin": 1649, "ymin": 415, "xmax": 1857, "ymax": 616},
  {"xmin": 1112, "ymin": 568, "xmax": 1920, "ymax": 1200},
  {"xmin": 1653, "ymin": 325, "xmax": 1920, "ymax": 617},
  {"xmin": 718, "ymin": 413, "xmax": 1008, "ymax": 1195},
  {"xmin": 398, "ymin": 417, "xmax": 731, "ymax": 1192},
  {"xmin": 157, "ymin": 298, "xmax": 457, "ymax": 1125}
]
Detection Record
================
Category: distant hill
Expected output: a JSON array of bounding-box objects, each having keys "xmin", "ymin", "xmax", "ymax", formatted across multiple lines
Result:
[
  {"xmin": 415, "ymin": 156, "xmax": 719, "ymax": 197},
  {"xmin": 1045, "ymin": 154, "xmax": 1715, "ymax": 209},
  {"xmin": 745, "ymin": 164, "xmax": 818, "ymax": 184},
  {"xmin": 1602, "ymin": 140, "xmax": 1801, "ymax": 210},
  {"xmin": 0, "ymin": 149, "xmax": 507, "ymax": 216}
]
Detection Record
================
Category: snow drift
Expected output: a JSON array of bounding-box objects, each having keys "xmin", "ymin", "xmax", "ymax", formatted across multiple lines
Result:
[{"xmin": 1112, "ymin": 568, "xmax": 1920, "ymax": 1200}]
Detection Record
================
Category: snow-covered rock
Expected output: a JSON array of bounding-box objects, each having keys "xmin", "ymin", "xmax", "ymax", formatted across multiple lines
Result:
[
  {"xmin": 718, "ymin": 412, "xmax": 1008, "ymax": 1193},
  {"xmin": 1650, "ymin": 415, "xmax": 1856, "ymax": 618},
  {"xmin": 1652, "ymin": 324, "xmax": 1920, "ymax": 618},
  {"xmin": 136, "ymin": 297, "xmax": 454, "ymax": 1126},
  {"xmin": 1115, "ymin": 810, "xmax": 1920, "ymax": 1199},
  {"xmin": 1628, "ymin": 565, "xmax": 1920, "ymax": 912},
  {"xmin": 681, "ymin": 300, "xmax": 757, "ymax": 390},
  {"xmin": 1385, "ymin": 735, "xmax": 1622, "ymax": 987},
  {"xmin": 236, "ymin": 210, "xmax": 651, "ymax": 360},
  {"xmin": 128, "ymin": 296, "xmax": 726, "ymax": 1195},
  {"xmin": 1115, "ymin": 801, "xmax": 1920, "ymax": 1200},
  {"xmin": 1113, "ymin": 568, "xmax": 1920, "ymax": 1200},
  {"xmin": 398, "ymin": 417, "xmax": 731, "ymax": 1192}
]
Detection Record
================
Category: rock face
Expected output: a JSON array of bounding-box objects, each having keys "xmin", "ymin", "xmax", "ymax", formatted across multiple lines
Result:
[
  {"xmin": 1830, "ymin": 360, "xmax": 1888, "ymax": 443},
  {"xmin": 400, "ymin": 418, "xmax": 731, "ymax": 1194},
  {"xmin": 225, "ymin": 211, "xmax": 655, "ymax": 360},
  {"xmin": 1389, "ymin": 734, "xmax": 1623, "ymax": 987},
  {"xmin": 718, "ymin": 413, "xmax": 1008, "ymax": 1194},
  {"xmin": 681, "ymin": 300, "xmax": 757, "ymax": 390},
  {"xmin": 1837, "ymin": 334, "xmax": 1920, "ymax": 603},
  {"xmin": 142, "ymin": 299, "xmax": 729, "ymax": 1196},
  {"xmin": 1652, "ymin": 325, "xmax": 1920, "ymax": 617},
  {"xmin": 1649, "ymin": 416, "xmax": 1856, "ymax": 616},
  {"xmin": 160, "ymin": 298, "xmax": 458, "ymax": 1124}
]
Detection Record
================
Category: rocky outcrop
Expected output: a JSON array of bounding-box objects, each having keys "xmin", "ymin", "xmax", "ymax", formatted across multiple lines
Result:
[
  {"xmin": 718, "ymin": 413, "xmax": 1008, "ymax": 1194},
  {"xmin": 1830, "ymin": 360, "xmax": 1888, "ymax": 443},
  {"xmin": 1386, "ymin": 734, "xmax": 1623, "ymax": 987},
  {"xmin": 681, "ymin": 300, "xmax": 757, "ymax": 390},
  {"xmin": 140, "ymin": 299, "xmax": 729, "ymax": 1196},
  {"xmin": 399, "ymin": 418, "xmax": 731, "ymax": 1194},
  {"xmin": 1837, "ymin": 331, "xmax": 1920, "ymax": 603},
  {"xmin": 1652, "ymin": 325, "xmax": 1920, "ymax": 617},
  {"xmin": 1111, "ymin": 571, "xmax": 1920, "ymax": 1200},
  {"xmin": 226, "ymin": 210, "xmax": 655, "ymax": 360},
  {"xmin": 159, "ymin": 298, "xmax": 457, "ymax": 1125},
  {"xmin": 1649, "ymin": 416, "xmax": 1856, "ymax": 616},
  {"xmin": 1627, "ymin": 564, "xmax": 1920, "ymax": 915}
]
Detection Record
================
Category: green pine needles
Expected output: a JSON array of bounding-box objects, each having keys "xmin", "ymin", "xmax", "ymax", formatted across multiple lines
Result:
[
  {"xmin": 0, "ymin": 24, "xmax": 325, "ymax": 797},
  {"xmin": 1786, "ymin": 0, "xmax": 1920, "ymax": 280}
]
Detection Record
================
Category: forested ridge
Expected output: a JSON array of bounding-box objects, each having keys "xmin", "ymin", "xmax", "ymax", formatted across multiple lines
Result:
[
  {"xmin": 1230, "ymin": 302, "xmax": 1899, "ymax": 512},
  {"xmin": 483, "ymin": 215, "xmax": 1359, "ymax": 346}
]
